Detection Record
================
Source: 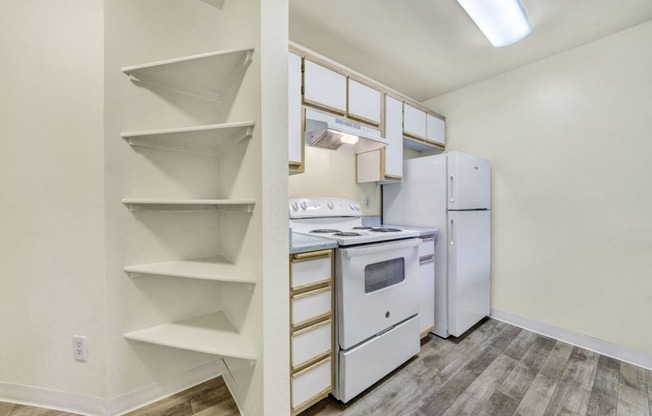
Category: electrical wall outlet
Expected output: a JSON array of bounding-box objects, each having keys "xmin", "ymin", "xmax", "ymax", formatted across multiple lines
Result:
[
  {"xmin": 364, "ymin": 195, "xmax": 371, "ymax": 209},
  {"xmin": 72, "ymin": 335, "xmax": 87, "ymax": 361}
]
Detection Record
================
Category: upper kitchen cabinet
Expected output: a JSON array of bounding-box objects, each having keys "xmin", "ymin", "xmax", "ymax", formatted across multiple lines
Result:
[
  {"xmin": 384, "ymin": 95, "xmax": 403, "ymax": 179},
  {"xmin": 289, "ymin": 51, "xmax": 304, "ymax": 174},
  {"xmin": 403, "ymin": 103, "xmax": 427, "ymax": 139},
  {"xmin": 347, "ymin": 78, "xmax": 382, "ymax": 126},
  {"xmin": 426, "ymin": 114, "xmax": 446, "ymax": 146},
  {"xmin": 403, "ymin": 102, "xmax": 446, "ymax": 150},
  {"xmin": 303, "ymin": 59, "xmax": 347, "ymax": 114},
  {"xmin": 356, "ymin": 94, "xmax": 402, "ymax": 183}
]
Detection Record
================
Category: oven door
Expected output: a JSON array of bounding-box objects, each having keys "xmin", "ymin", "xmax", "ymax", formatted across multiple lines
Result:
[{"xmin": 336, "ymin": 238, "xmax": 420, "ymax": 350}]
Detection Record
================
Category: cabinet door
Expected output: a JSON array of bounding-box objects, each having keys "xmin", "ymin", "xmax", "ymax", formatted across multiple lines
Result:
[
  {"xmin": 303, "ymin": 60, "xmax": 346, "ymax": 114},
  {"xmin": 347, "ymin": 79, "xmax": 381, "ymax": 125},
  {"xmin": 384, "ymin": 95, "xmax": 403, "ymax": 179},
  {"xmin": 426, "ymin": 114, "xmax": 446, "ymax": 146},
  {"xmin": 289, "ymin": 52, "xmax": 303, "ymax": 170},
  {"xmin": 403, "ymin": 103, "xmax": 426, "ymax": 139},
  {"xmin": 356, "ymin": 150, "xmax": 381, "ymax": 183}
]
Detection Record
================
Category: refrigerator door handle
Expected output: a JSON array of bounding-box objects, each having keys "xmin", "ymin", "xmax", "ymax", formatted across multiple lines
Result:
[
  {"xmin": 449, "ymin": 175, "xmax": 455, "ymax": 203},
  {"xmin": 450, "ymin": 218, "xmax": 455, "ymax": 246}
]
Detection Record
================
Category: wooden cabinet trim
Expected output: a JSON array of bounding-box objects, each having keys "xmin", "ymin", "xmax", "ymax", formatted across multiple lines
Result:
[
  {"xmin": 420, "ymin": 326, "xmax": 435, "ymax": 339},
  {"xmin": 291, "ymin": 279, "xmax": 331, "ymax": 296},
  {"xmin": 291, "ymin": 285, "xmax": 332, "ymax": 301},
  {"xmin": 289, "ymin": 54, "xmax": 306, "ymax": 174},
  {"xmin": 293, "ymin": 45, "xmax": 443, "ymax": 123},
  {"xmin": 288, "ymin": 247, "xmax": 335, "ymax": 415},
  {"xmin": 292, "ymin": 351, "xmax": 332, "ymax": 374},
  {"xmin": 291, "ymin": 249, "xmax": 332, "ymax": 262},
  {"xmin": 292, "ymin": 355, "xmax": 331, "ymax": 379}
]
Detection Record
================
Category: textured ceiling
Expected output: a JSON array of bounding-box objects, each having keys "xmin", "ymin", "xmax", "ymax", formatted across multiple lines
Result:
[{"xmin": 289, "ymin": 0, "xmax": 652, "ymax": 101}]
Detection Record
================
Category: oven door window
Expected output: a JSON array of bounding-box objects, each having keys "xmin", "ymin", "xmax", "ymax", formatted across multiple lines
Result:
[{"xmin": 364, "ymin": 258, "xmax": 405, "ymax": 293}]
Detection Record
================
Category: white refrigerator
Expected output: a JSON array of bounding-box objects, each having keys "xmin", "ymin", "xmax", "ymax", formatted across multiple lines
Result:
[{"xmin": 383, "ymin": 151, "xmax": 491, "ymax": 338}]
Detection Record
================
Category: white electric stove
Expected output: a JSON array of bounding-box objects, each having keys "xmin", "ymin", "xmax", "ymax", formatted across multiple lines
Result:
[
  {"xmin": 290, "ymin": 197, "xmax": 419, "ymax": 245},
  {"xmin": 290, "ymin": 197, "xmax": 421, "ymax": 403}
]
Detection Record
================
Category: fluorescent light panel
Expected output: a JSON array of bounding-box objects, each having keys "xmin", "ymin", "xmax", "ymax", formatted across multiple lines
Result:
[{"xmin": 457, "ymin": 0, "xmax": 532, "ymax": 47}]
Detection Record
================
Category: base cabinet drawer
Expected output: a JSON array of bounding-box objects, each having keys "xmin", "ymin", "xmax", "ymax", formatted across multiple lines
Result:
[
  {"xmin": 292, "ymin": 319, "xmax": 332, "ymax": 371},
  {"xmin": 291, "ymin": 252, "xmax": 332, "ymax": 291},
  {"xmin": 419, "ymin": 236, "xmax": 435, "ymax": 257},
  {"xmin": 292, "ymin": 357, "xmax": 333, "ymax": 412},
  {"xmin": 292, "ymin": 287, "xmax": 332, "ymax": 328}
]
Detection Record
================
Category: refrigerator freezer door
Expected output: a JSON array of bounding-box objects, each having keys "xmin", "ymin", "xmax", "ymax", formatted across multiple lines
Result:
[
  {"xmin": 447, "ymin": 210, "xmax": 490, "ymax": 337},
  {"xmin": 447, "ymin": 151, "xmax": 491, "ymax": 210},
  {"xmin": 383, "ymin": 154, "xmax": 447, "ymax": 228}
]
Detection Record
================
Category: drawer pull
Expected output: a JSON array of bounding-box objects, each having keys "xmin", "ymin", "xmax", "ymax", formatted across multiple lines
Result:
[
  {"xmin": 292, "ymin": 355, "xmax": 331, "ymax": 378},
  {"xmin": 292, "ymin": 250, "xmax": 332, "ymax": 262},
  {"xmin": 419, "ymin": 254, "xmax": 435, "ymax": 265},
  {"xmin": 293, "ymin": 318, "xmax": 331, "ymax": 336},
  {"xmin": 292, "ymin": 285, "xmax": 331, "ymax": 300}
]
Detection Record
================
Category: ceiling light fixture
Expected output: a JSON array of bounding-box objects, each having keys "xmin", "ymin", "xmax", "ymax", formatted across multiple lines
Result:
[{"xmin": 456, "ymin": 0, "xmax": 532, "ymax": 47}]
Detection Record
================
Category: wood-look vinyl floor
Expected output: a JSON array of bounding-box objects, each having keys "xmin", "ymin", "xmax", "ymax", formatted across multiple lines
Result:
[
  {"xmin": 1, "ymin": 319, "xmax": 651, "ymax": 416},
  {"xmin": 303, "ymin": 318, "xmax": 652, "ymax": 416}
]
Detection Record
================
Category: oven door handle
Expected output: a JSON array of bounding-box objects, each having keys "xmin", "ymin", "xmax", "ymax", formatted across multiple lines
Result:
[{"xmin": 341, "ymin": 238, "xmax": 422, "ymax": 258}]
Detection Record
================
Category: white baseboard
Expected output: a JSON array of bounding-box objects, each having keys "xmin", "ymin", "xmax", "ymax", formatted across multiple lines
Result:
[
  {"xmin": 490, "ymin": 309, "xmax": 652, "ymax": 371},
  {"xmin": 108, "ymin": 360, "xmax": 222, "ymax": 416},
  {"xmin": 0, "ymin": 382, "xmax": 106, "ymax": 416},
  {"xmin": 0, "ymin": 361, "xmax": 223, "ymax": 416}
]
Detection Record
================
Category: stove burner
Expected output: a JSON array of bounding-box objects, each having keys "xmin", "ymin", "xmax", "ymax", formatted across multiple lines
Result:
[
  {"xmin": 309, "ymin": 229, "xmax": 341, "ymax": 234},
  {"xmin": 352, "ymin": 226, "xmax": 373, "ymax": 230},
  {"xmin": 370, "ymin": 227, "xmax": 402, "ymax": 233},
  {"xmin": 333, "ymin": 232, "xmax": 362, "ymax": 237}
]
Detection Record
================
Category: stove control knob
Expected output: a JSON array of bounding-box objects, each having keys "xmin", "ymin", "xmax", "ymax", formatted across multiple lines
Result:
[
  {"xmin": 300, "ymin": 201, "xmax": 308, "ymax": 210},
  {"xmin": 355, "ymin": 203, "xmax": 361, "ymax": 211},
  {"xmin": 291, "ymin": 202, "xmax": 299, "ymax": 211},
  {"xmin": 327, "ymin": 201, "xmax": 334, "ymax": 209},
  {"xmin": 349, "ymin": 203, "xmax": 355, "ymax": 210}
]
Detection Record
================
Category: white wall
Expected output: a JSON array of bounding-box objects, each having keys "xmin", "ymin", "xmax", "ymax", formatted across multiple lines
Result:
[
  {"xmin": 0, "ymin": 0, "xmax": 107, "ymax": 403},
  {"xmin": 289, "ymin": 147, "xmax": 382, "ymax": 215},
  {"xmin": 0, "ymin": 1, "xmax": 289, "ymax": 414},
  {"xmin": 260, "ymin": 0, "xmax": 291, "ymax": 414},
  {"xmin": 424, "ymin": 21, "xmax": 652, "ymax": 356}
]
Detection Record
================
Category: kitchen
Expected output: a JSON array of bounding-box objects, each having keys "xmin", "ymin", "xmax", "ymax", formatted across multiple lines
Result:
[{"xmin": 1, "ymin": 1, "xmax": 651, "ymax": 416}]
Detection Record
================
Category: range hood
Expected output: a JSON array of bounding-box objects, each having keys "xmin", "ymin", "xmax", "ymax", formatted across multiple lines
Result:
[{"xmin": 304, "ymin": 108, "xmax": 389, "ymax": 154}]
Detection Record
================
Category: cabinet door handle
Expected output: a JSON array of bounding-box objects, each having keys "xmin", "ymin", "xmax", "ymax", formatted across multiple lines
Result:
[
  {"xmin": 291, "ymin": 250, "xmax": 332, "ymax": 263},
  {"xmin": 449, "ymin": 175, "xmax": 455, "ymax": 203},
  {"xmin": 419, "ymin": 254, "xmax": 435, "ymax": 265},
  {"xmin": 450, "ymin": 218, "xmax": 455, "ymax": 246}
]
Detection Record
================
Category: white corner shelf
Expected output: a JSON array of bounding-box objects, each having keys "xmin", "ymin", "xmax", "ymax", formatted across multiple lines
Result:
[
  {"xmin": 121, "ymin": 47, "xmax": 254, "ymax": 101},
  {"xmin": 121, "ymin": 121, "xmax": 255, "ymax": 154},
  {"xmin": 199, "ymin": 0, "xmax": 225, "ymax": 8},
  {"xmin": 122, "ymin": 199, "xmax": 255, "ymax": 212},
  {"xmin": 124, "ymin": 255, "xmax": 256, "ymax": 284},
  {"xmin": 124, "ymin": 311, "xmax": 257, "ymax": 361}
]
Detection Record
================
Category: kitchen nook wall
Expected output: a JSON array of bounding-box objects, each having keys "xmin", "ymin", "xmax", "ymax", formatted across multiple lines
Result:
[
  {"xmin": 289, "ymin": 146, "xmax": 381, "ymax": 215},
  {"xmin": 0, "ymin": 0, "xmax": 107, "ymax": 410},
  {"xmin": 424, "ymin": 20, "xmax": 652, "ymax": 358}
]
